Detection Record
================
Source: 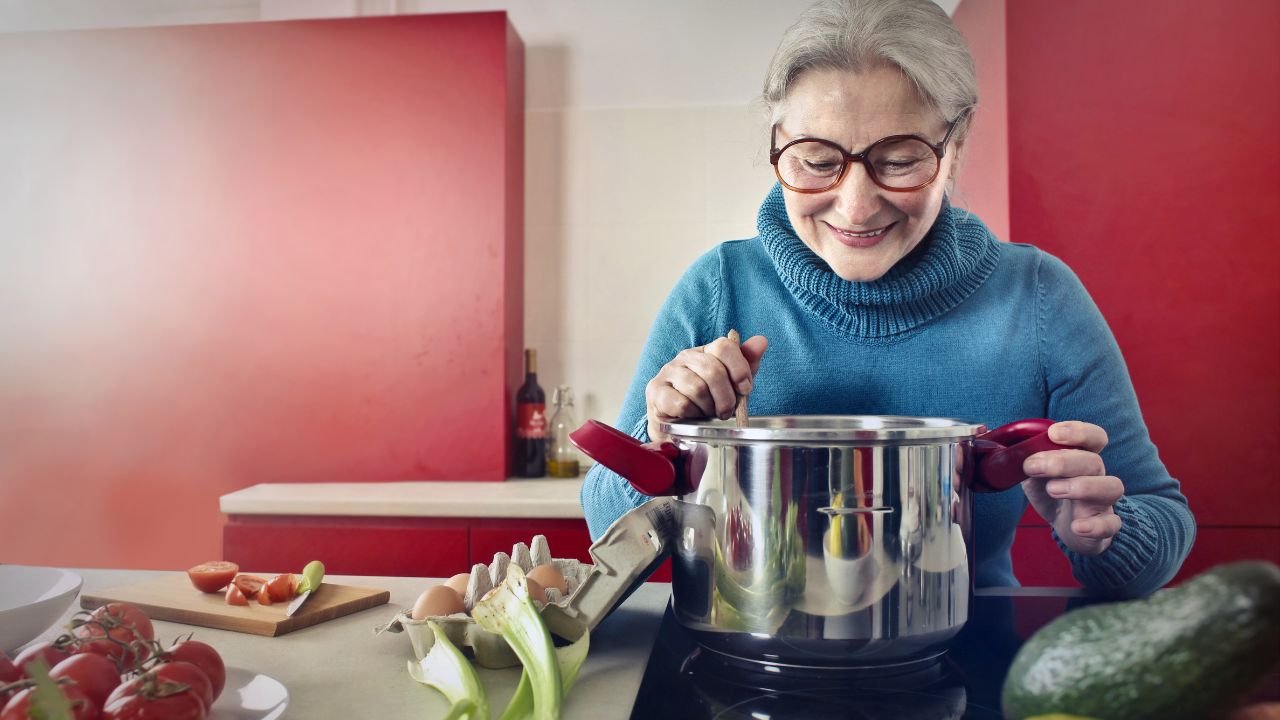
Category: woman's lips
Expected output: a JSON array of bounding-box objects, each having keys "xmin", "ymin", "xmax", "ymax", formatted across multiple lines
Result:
[{"xmin": 826, "ymin": 221, "xmax": 896, "ymax": 248}]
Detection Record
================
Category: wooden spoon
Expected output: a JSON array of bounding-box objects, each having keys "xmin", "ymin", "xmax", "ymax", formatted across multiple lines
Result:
[{"xmin": 727, "ymin": 329, "xmax": 748, "ymax": 428}]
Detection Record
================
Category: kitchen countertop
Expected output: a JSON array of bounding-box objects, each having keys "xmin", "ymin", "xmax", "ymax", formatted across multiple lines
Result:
[
  {"xmin": 28, "ymin": 573, "xmax": 1278, "ymax": 718},
  {"xmin": 31, "ymin": 569, "xmax": 666, "ymax": 719},
  {"xmin": 219, "ymin": 479, "xmax": 586, "ymax": 519}
]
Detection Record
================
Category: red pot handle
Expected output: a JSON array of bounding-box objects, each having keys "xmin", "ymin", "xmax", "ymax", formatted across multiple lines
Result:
[
  {"xmin": 569, "ymin": 420, "xmax": 682, "ymax": 496},
  {"xmin": 972, "ymin": 418, "xmax": 1071, "ymax": 493}
]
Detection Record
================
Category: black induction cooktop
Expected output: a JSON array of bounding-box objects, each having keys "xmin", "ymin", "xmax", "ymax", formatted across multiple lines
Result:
[{"xmin": 629, "ymin": 591, "xmax": 1097, "ymax": 720}]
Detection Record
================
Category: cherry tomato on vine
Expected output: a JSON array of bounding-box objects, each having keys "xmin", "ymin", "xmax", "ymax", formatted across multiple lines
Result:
[
  {"xmin": 151, "ymin": 662, "xmax": 213, "ymax": 713},
  {"xmin": 0, "ymin": 654, "xmax": 19, "ymax": 684},
  {"xmin": 161, "ymin": 641, "xmax": 225, "ymax": 701},
  {"xmin": 50, "ymin": 652, "xmax": 121, "ymax": 709},
  {"xmin": 13, "ymin": 642, "xmax": 72, "ymax": 677},
  {"xmin": 103, "ymin": 688, "xmax": 207, "ymax": 720},
  {"xmin": 104, "ymin": 676, "xmax": 143, "ymax": 710},
  {"xmin": 1, "ymin": 682, "xmax": 97, "ymax": 720},
  {"xmin": 186, "ymin": 561, "xmax": 239, "ymax": 594},
  {"xmin": 0, "ymin": 654, "xmax": 22, "ymax": 705},
  {"xmin": 75, "ymin": 603, "xmax": 154, "ymax": 666}
]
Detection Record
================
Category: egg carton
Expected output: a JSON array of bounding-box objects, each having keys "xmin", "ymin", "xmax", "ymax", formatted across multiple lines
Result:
[{"xmin": 378, "ymin": 497, "xmax": 678, "ymax": 668}]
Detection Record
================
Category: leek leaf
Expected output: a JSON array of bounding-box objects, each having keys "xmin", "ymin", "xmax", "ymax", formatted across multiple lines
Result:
[
  {"xmin": 498, "ymin": 621, "xmax": 590, "ymax": 720},
  {"xmin": 472, "ymin": 565, "xmax": 561, "ymax": 720},
  {"xmin": 407, "ymin": 620, "xmax": 489, "ymax": 720}
]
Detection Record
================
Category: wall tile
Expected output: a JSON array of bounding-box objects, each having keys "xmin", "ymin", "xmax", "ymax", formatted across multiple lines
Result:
[
  {"xmin": 583, "ymin": 106, "xmax": 707, "ymax": 225},
  {"xmin": 523, "ymin": 222, "xmax": 595, "ymax": 347},
  {"xmin": 704, "ymin": 221, "xmax": 760, "ymax": 246},
  {"xmin": 525, "ymin": 109, "xmax": 591, "ymax": 228},
  {"xmin": 525, "ymin": 103, "xmax": 770, "ymax": 428},
  {"xmin": 582, "ymin": 337, "xmax": 647, "ymax": 427},
  {"xmin": 700, "ymin": 105, "xmax": 776, "ymax": 224},
  {"xmin": 586, "ymin": 221, "xmax": 713, "ymax": 346}
]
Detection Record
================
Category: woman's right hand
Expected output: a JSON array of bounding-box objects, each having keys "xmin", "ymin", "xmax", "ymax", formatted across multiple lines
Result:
[{"xmin": 644, "ymin": 335, "xmax": 769, "ymax": 442}]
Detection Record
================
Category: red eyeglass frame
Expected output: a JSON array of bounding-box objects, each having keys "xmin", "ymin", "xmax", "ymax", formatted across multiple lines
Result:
[{"xmin": 769, "ymin": 114, "xmax": 964, "ymax": 193}]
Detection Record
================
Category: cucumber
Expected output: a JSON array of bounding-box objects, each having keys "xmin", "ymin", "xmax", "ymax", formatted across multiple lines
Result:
[{"xmin": 1002, "ymin": 561, "xmax": 1280, "ymax": 720}]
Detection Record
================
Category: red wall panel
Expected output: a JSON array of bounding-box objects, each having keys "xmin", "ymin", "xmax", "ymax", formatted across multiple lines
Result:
[
  {"xmin": 950, "ymin": 0, "xmax": 1010, "ymax": 241},
  {"xmin": 0, "ymin": 14, "xmax": 524, "ymax": 569},
  {"xmin": 1007, "ymin": 1, "xmax": 1279, "ymax": 532}
]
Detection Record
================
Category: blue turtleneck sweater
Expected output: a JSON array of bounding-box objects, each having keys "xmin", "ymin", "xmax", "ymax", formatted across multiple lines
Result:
[{"xmin": 581, "ymin": 185, "xmax": 1195, "ymax": 598}]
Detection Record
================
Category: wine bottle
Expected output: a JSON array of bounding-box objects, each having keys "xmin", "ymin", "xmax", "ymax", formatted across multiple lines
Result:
[{"xmin": 513, "ymin": 348, "xmax": 547, "ymax": 477}]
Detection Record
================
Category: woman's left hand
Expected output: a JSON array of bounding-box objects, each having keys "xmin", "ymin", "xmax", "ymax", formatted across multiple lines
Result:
[{"xmin": 1021, "ymin": 420, "xmax": 1124, "ymax": 556}]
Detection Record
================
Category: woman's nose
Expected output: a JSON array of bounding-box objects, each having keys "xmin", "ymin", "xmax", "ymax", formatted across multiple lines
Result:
[{"xmin": 834, "ymin": 161, "xmax": 882, "ymax": 224}]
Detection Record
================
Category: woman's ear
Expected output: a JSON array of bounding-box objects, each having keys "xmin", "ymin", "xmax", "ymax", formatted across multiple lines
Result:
[{"xmin": 949, "ymin": 139, "xmax": 966, "ymax": 180}]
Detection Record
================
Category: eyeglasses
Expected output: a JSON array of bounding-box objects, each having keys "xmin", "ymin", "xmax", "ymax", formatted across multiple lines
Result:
[{"xmin": 769, "ymin": 116, "xmax": 963, "ymax": 193}]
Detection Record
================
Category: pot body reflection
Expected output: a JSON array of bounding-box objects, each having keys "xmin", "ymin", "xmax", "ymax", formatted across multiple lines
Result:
[{"xmin": 666, "ymin": 416, "xmax": 978, "ymax": 667}]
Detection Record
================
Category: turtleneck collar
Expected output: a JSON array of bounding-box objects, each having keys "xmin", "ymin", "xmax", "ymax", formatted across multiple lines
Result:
[{"xmin": 757, "ymin": 183, "xmax": 1002, "ymax": 338}]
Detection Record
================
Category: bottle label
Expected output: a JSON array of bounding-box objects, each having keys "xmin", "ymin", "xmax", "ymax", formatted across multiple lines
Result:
[{"xmin": 516, "ymin": 403, "xmax": 547, "ymax": 439}]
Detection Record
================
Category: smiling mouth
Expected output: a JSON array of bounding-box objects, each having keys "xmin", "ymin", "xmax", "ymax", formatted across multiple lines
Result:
[{"xmin": 827, "ymin": 221, "xmax": 895, "ymax": 245}]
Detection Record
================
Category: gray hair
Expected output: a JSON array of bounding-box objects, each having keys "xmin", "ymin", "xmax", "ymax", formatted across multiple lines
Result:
[{"xmin": 764, "ymin": 0, "xmax": 978, "ymax": 141}]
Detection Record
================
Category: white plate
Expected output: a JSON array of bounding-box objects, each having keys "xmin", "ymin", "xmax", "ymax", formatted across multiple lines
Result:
[{"xmin": 210, "ymin": 667, "xmax": 288, "ymax": 720}]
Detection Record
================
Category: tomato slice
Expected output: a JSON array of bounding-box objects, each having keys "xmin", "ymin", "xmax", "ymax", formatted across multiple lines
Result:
[
  {"xmin": 257, "ymin": 587, "xmax": 273, "ymax": 605},
  {"xmin": 264, "ymin": 574, "xmax": 297, "ymax": 603},
  {"xmin": 232, "ymin": 574, "xmax": 266, "ymax": 598},
  {"xmin": 224, "ymin": 584, "xmax": 248, "ymax": 606},
  {"xmin": 187, "ymin": 561, "xmax": 239, "ymax": 593}
]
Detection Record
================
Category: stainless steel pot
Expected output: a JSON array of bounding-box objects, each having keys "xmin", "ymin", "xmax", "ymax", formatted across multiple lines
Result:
[{"xmin": 572, "ymin": 415, "xmax": 1063, "ymax": 669}]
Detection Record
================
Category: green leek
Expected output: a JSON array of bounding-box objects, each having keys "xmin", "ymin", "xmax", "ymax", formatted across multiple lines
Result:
[
  {"xmin": 295, "ymin": 559, "xmax": 325, "ymax": 595},
  {"xmin": 408, "ymin": 620, "xmax": 490, "ymax": 720},
  {"xmin": 471, "ymin": 565, "xmax": 561, "ymax": 720},
  {"xmin": 498, "ymin": 621, "xmax": 590, "ymax": 720}
]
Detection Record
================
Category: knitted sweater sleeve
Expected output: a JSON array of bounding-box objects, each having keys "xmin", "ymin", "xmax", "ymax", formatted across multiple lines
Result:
[
  {"xmin": 1035, "ymin": 252, "xmax": 1196, "ymax": 597},
  {"xmin": 580, "ymin": 249, "xmax": 722, "ymax": 539}
]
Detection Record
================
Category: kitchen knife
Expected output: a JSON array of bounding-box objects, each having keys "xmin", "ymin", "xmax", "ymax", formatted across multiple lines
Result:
[{"xmin": 286, "ymin": 560, "xmax": 326, "ymax": 617}]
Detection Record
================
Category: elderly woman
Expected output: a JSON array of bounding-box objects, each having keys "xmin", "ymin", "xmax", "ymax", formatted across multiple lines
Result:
[{"xmin": 580, "ymin": 0, "xmax": 1194, "ymax": 598}]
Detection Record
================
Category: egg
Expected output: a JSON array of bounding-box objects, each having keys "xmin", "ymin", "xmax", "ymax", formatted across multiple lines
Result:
[
  {"xmin": 411, "ymin": 584, "xmax": 465, "ymax": 620},
  {"xmin": 525, "ymin": 577, "xmax": 546, "ymax": 604},
  {"xmin": 444, "ymin": 573, "xmax": 470, "ymax": 598},
  {"xmin": 526, "ymin": 564, "xmax": 568, "ymax": 597}
]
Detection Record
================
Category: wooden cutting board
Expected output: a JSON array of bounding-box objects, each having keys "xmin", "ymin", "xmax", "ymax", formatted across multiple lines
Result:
[{"xmin": 81, "ymin": 573, "xmax": 391, "ymax": 637}]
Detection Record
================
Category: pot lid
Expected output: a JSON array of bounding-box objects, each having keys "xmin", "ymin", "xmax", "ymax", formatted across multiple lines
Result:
[{"xmin": 660, "ymin": 415, "xmax": 986, "ymax": 443}]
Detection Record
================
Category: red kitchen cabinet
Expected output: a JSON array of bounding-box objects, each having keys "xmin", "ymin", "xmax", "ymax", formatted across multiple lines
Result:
[
  {"xmin": 0, "ymin": 12, "xmax": 526, "ymax": 571},
  {"xmin": 223, "ymin": 516, "xmax": 468, "ymax": 578},
  {"xmin": 1008, "ymin": 0, "xmax": 1278, "ymax": 579},
  {"xmin": 1011, "ymin": 526, "xmax": 1077, "ymax": 587},
  {"xmin": 469, "ymin": 520, "xmax": 672, "ymax": 581},
  {"xmin": 224, "ymin": 514, "xmax": 674, "ymax": 581},
  {"xmin": 1172, "ymin": 527, "xmax": 1280, "ymax": 584},
  {"xmin": 1010, "ymin": 524, "xmax": 1280, "ymax": 589},
  {"xmin": 469, "ymin": 519, "xmax": 595, "ymax": 567}
]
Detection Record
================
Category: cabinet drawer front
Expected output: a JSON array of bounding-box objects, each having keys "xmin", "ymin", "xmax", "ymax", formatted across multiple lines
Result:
[{"xmin": 224, "ymin": 516, "xmax": 468, "ymax": 578}]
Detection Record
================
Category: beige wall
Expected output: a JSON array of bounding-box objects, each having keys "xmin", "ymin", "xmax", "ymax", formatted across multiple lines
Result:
[
  {"xmin": 524, "ymin": 105, "xmax": 776, "ymax": 423},
  {"xmin": 2, "ymin": 0, "xmax": 1003, "ymax": 432}
]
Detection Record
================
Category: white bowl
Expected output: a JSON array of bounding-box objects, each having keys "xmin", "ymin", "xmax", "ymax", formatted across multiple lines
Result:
[{"xmin": 0, "ymin": 566, "xmax": 83, "ymax": 654}]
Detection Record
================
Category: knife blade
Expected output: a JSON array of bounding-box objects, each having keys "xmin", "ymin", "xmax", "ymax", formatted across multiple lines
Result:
[{"xmin": 286, "ymin": 560, "xmax": 326, "ymax": 617}]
